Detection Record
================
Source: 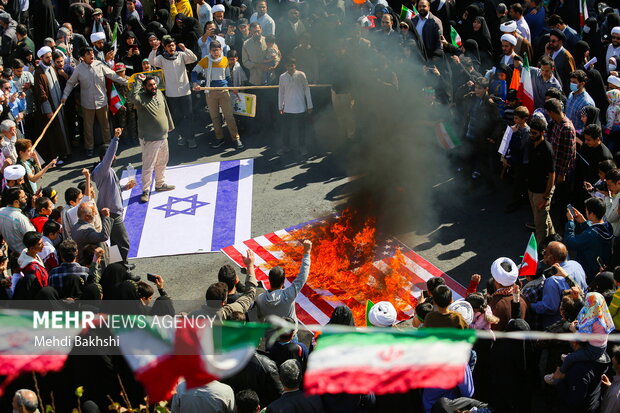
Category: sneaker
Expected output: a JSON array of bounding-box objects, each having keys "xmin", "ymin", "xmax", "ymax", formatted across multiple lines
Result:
[
  {"xmin": 177, "ymin": 137, "xmax": 186, "ymax": 146},
  {"xmin": 211, "ymin": 139, "xmax": 225, "ymax": 148},
  {"xmin": 544, "ymin": 374, "xmax": 555, "ymax": 385},
  {"xmin": 155, "ymin": 184, "xmax": 176, "ymax": 192},
  {"xmin": 140, "ymin": 191, "xmax": 150, "ymax": 203},
  {"xmin": 235, "ymin": 139, "xmax": 244, "ymax": 150},
  {"xmin": 187, "ymin": 139, "xmax": 198, "ymax": 149},
  {"xmin": 525, "ymin": 223, "xmax": 536, "ymax": 231}
]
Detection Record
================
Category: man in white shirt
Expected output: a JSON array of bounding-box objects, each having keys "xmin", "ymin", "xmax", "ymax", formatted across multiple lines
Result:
[
  {"xmin": 509, "ymin": 3, "xmax": 530, "ymax": 42},
  {"xmin": 608, "ymin": 27, "xmax": 620, "ymax": 75},
  {"xmin": 249, "ymin": 0, "xmax": 275, "ymax": 36},
  {"xmin": 195, "ymin": 0, "xmax": 212, "ymax": 30},
  {"xmin": 278, "ymin": 58, "xmax": 312, "ymax": 156}
]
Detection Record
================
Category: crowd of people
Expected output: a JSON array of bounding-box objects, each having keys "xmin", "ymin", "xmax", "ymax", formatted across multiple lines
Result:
[{"xmin": 5, "ymin": 0, "xmax": 620, "ymax": 412}]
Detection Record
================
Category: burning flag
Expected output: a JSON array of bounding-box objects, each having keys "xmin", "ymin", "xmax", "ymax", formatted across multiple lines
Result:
[
  {"xmin": 304, "ymin": 328, "xmax": 477, "ymax": 395},
  {"xmin": 221, "ymin": 213, "xmax": 466, "ymax": 326},
  {"xmin": 518, "ymin": 233, "xmax": 538, "ymax": 277},
  {"xmin": 450, "ymin": 26, "xmax": 462, "ymax": 47}
]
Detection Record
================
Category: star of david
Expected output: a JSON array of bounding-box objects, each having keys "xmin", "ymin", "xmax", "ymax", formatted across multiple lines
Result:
[{"xmin": 153, "ymin": 194, "xmax": 209, "ymax": 218}]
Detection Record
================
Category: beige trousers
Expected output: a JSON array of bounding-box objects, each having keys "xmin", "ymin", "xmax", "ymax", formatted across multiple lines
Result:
[
  {"xmin": 82, "ymin": 106, "xmax": 111, "ymax": 150},
  {"xmin": 528, "ymin": 188, "xmax": 555, "ymax": 244},
  {"xmin": 140, "ymin": 138, "xmax": 169, "ymax": 193},
  {"xmin": 206, "ymin": 90, "xmax": 239, "ymax": 141}
]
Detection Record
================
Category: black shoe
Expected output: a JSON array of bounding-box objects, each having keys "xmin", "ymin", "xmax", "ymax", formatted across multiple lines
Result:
[
  {"xmin": 127, "ymin": 272, "xmax": 141, "ymax": 282},
  {"xmin": 211, "ymin": 139, "xmax": 225, "ymax": 148}
]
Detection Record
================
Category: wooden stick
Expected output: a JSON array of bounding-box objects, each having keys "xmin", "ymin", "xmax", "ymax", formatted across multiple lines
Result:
[
  {"xmin": 194, "ymin": 84, "xmax": 332, "ymax": 91},
  {"xmin": 32, "ymin": 102, "xmax": 64, "ymax": 151}
]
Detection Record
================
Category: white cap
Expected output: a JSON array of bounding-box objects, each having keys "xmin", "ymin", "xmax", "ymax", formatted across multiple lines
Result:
[
  {"xmin": 500, "ymin": 20, "xmax": 518, "ymax": 33},
  {"xmin": 491, "ymin": 257, "xmax": 519, "ymax": 287},
  {"xmin": 500, "ymin": 33, "xmax": 517, "ymax": 46},
  {"xmin": 612, "ymin": 26, "xmax": 620, "ymax": 36},
  {"xmin": 448, "ymin": 300, "xmax": 474, "ymax": 325},
  {"xmin": 90, "ymin": 32, "xmax": 106, "ymax": 43},
  {"xmin": 4, "ymin": 164, "xmax": 25, "ymax": 180},
  {"xmin": 212, "ymin": 4, "xmax": 225, "ymax": 13},
  {"xmin": 368, "ymin": 301, "xmax": 397, "ymax": 327},
  {"xmin": 609, "ymin": 75, "xmax": 620, "ymax": 88},
  {"xmin": 37, "ymin": 46, "xmax": 53, "ymax": 58}
]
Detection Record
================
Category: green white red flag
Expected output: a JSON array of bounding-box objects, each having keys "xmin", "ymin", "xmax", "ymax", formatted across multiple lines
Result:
[
  {"xmin": 109, "ymin": 82, "xmax": 125, "ymax": 115},
  {"xmin": 579, "ymin": 0, "xmax": 588, "ymax": 27},
  {"xmin": 399, "ymin": 5, "xmax": 417, "ymax": 20},
  {"xmin": 436, "ymin": 122, "xmax": 461, "ymax": 150},
  {"xmin": 519, "ymin": 233, "xmax": 538, "ymax": 276},
  {"xmin": 517, "ymin": 53, "xmax": 535, "ymax": 114},
  {"xmin": 304, "ymin": 328, "xmax": 476, "ymax": 394},
  {"xmin": 450, "ymin": 26, "xmax": 462, "ymax": 47}
]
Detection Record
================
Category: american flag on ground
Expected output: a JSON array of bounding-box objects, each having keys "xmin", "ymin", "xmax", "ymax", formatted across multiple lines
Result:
[{"xmin": 221, "ymin": 219, "xmax": 466, "ymax": 326}]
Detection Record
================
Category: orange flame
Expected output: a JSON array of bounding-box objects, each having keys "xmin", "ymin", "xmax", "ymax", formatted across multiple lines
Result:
[{"xmin": 265, "ymin": 209, "xmax": 417, "ymax": 326}]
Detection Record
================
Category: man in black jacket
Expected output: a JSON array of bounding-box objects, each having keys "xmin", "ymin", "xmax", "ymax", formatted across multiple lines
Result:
[{"xmin": 411, "ymin": 0, "xmax": 442, "ymax": 62}]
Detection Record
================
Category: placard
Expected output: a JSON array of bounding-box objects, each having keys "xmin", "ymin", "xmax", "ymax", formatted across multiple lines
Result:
[
  {"xmin": 127, "ymin": 70, "xmax": 166, "ymax": 91},
  {"xmin": 231, "ymin": 92, "xmax": 256, "ymax": 117}
]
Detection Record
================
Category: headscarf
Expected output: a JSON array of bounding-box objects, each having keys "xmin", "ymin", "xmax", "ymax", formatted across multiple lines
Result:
[
  {"xmin": 462, "ymin": 39, "xmax": 480, "ymax": 68},
  {"xmin": 580, "ymin": 106, "xmax": 601, "ymax": 128},
  {"xmin": 458, "ymin": 4, "xmax": 482, "ymax": 40},
  {"xmin": 156, "ymin": 8, "xmax": 172, "ymax": 33},
  {"xmin": 79, "ymin": 283, "xmax": 103, "ymax": 312},
  {"xmin": 327, "ymin": 305, "xmax": 355, "ymax": 326},
  {"xmin": 577, "ymin": 292, "xmax": 614, "ymax": 334},
  {"xmin": 101, "ymin": 262, "xmax": 130, "ymax": 299},
  {"xmin": 145, "ymin": 21, "xmax": 168, "ymax": 40},
  {"xmin": 584, "ymin": 68, "xmax": 609, "ymax": 120},
  {"xmin": 572, "ymin": 40, "xmax": 590, "ymax": 67},
  {"xmin": 126, "ymin": 15, "xmax": 147, "ymax": 44},
  {"xmin": 61, "ymin": 274, "xmax": 84, "ymax": 299},
  {"xmin": 470, "ymin": 16, "xmax": 493, "ymax": 69},
  {"xmin": 113, "ymin": 280, "xmax": 147, "ymax": 315},
  {"xmin": 590, "ymin": 271, "xmax": 615, "ymax": 293},
  {"xmin": 34, "ymin": 286, "xmax": 66, "ymax": 311},
  {"xmin": 608, "ymin": 89, "xmax": 620, "ymax": 107},
  {"xmin": 12, "ymin": 273, "xmax": 42, "ymax": 301}
]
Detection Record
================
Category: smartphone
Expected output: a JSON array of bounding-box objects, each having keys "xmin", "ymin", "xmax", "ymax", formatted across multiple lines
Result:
[
  {"xmin": 567, "ymin": 203, "xmax": 575, "ymax": 216},
  {"xmin": 543, "ymin": 266, "xmax": 557, "ymax": 277},
  {"xmin": 147, "ymin": 273, "xmax": 157, "ymax": 282}
]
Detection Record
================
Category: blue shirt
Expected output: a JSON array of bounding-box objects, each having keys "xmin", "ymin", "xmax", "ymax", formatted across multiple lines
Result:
[
  {"xmin": 566, "ymin": 90, "xmax": 595, "ymax": 131},
  {"xmin": 560, "ymin": 260, "xmax": 588, "ymax": 292},
  {"xmin": 531, "ymin": 275, "xmax": 570, "ymax": 328}
]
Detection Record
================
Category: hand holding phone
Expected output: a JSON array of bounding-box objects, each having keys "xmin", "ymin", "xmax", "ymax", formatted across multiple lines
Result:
[
  {"xmin": 147, "ymin": 273, "xmax": 157, "ymax": 282},
  {"xmin": 567, "ymin": 204, "xmax": 575, "ymax": 217}
]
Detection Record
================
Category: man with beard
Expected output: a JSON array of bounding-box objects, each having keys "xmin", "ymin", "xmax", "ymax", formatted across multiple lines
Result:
[
  {"xmin": 91, "ymin": 128, "xmax": 136, "ymax": 269},
  {"xmin": 0, "ymin": 187, "xmax": 35, "ymax": 255},
  {"xmin": 607, "ymin": 27, "xmax": 620, "ymax": 75},
  {"xmin": 545, "ymin": 29, "xmax": 576, "ymax": 93},
  {"xmin": 33, "ymin": 46, "xmax": 70, "ymax": 161},
  {"xmin": 411, "ymin": 0, "xmax": 442, "ymax": 61},
  {"xmin": 276, "ymin": 4, "xmax": 306, "ymax": 58},
  {"xmin": 128, "ymin": 75, "xmax": 175, "ymax": 204}
]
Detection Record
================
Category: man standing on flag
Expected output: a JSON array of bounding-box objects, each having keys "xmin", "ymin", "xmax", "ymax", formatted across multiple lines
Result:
[
  {"xmin": 61, "ymin": 46, "xmax": 128, "ymax": 157},
  {"xmin": 128, "ymin": 75, "xmax": 176, "ymax": 204},
  {"xmin": 33, "ymin": 46, "xmax": 70, "ymax": 161}
]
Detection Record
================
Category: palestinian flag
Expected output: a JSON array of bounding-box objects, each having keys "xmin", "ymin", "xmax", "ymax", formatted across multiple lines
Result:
[
  {"xmin": 579, "ymin": 0, "xmax": 588, "ymax": 28},
  {"xmin": 114, "ymin": 319, "xmax": 268, "ymax": 402},
  {"xmin": 304, "ymin": 329, "xmax": 476, "ymax": 395},
  {"xmin": 399, "ymin": 5, "xmax": 417, "ymax": 20},
  {"xmin": 436, "ymin": 122, "xmax": 461, "ymax": 150},
  {"xmin": 517, "ymin": 53, "xmax": 535, "ymax": 114},
  {"xmin": 519, "ymin": 233, "xmax": 538, "ymax": 276},
  {"xmin": 0, "ymin": 310, "xmax": 82, "ymax": 396},
  {"xmin": 109, "ymin": 82, "xmax": 125, "ymax": 115},
  {"xmin": 450, "ymin": 26, "xmax": 462, "ymax": 47}
]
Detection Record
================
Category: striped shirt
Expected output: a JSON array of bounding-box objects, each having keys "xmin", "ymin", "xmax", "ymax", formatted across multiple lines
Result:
[
  {"xmin": 0, "ymin": 206, "xmax": 35, "ymax": 253},
  {"xmin": 548, "ymin": 116, "xmax": 577, "ymax": 178},
  {"xmin": 48, "ymin": 262, "xmax": 90, "ymax": 292},
  {"xmin": 566, "ymin": 90, "xmax": 595, "ymax": 131}
]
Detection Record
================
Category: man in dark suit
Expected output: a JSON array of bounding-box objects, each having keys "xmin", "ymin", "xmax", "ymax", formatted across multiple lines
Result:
[
  {"xmin": 430, "ymin": 0, "xmax": 455, "ymax": 39},
  {"xmin": 412, "ymin": 0, "xmax": 443, "ymax": 62},
  {"xmin": 70, "ymin": 202, "xmax": 112, "ymax": 264},
  {"xmin": 546, "ymin": 28, "xmax": 576, "ymax": 93},
  {"xmin": 266, "ymin": 360, "xmax": 324, "ymax": 413}
]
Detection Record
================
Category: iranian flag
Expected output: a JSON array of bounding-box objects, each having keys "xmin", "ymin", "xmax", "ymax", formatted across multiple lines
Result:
[
  {"xmin": 111, "ymin": 22, "xmax": 118, "ymax": 50},
  {"xmin": 304, "ymin": 329, "xmax": 476, "ymax": 395},
  {"xmin": 517, "ymin": 53, "xmax": 535, "ymax": 114},
  {"xmin": 450, "ymin": 26, "xmax": 462, "ymax": 47},
  {"xmin": 114, "ymin": 319, "xmax": 268, "ymax": 402},
  {"xmin": 518, "ymin": 233, "xmax": 538, "ymax": 276},
  {"xmin": 109, "ymin": 82, "xmax": 125, "ymax": 115},
  {"xmin": 436, "ymin": 122, "xmax": 461, "ymax": 150},
  {"xmin": 579, "ymin": 0, "xmax": 589, "ymax": 27},
  {"xmin": 0, "ymin": 310, "xmax": 82, "ymax": 396},
  {"xmin": 399, "ymin": 5, "xmax": 417, "ymax": 20}
]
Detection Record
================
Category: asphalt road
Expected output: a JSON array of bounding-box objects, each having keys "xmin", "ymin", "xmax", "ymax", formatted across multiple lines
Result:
[{"xmin": 42, "ymin": 124, "xmax": 530, "ymax": 308}]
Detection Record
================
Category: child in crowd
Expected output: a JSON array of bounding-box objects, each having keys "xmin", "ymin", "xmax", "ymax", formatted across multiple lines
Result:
[
  {"xmin": 262, "ymin": 34, "xmax": 280, "ymax": 85},
  {"xmin": 584, "ymin": 159, "xmax": 616, "ymax": 200},
  {"xmin": 545, "ymin": 292, "xmax": 615, "ymax": 384},
  {"xmin": 15, "ymin": 138, "xmax": 56, "ymax": 196},
  {"xmin": 30, "ymin": 196, "xmax": 52, "ymax": 232},
  {"xmin": 40, "ymin": 220, "xmax": 60, "ymax": 271},
  {"xmin": 466, "ymin": 292, "xmax": 499, "ymax": 335}
]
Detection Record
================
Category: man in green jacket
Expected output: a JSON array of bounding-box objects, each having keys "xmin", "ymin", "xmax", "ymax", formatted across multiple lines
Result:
[{"xmin": 127, "ymin": 75, "xmax": 176, "ymax": 203}]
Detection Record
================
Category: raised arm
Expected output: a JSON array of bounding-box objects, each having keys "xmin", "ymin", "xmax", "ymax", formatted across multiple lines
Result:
[{"xmin": 287, "ymin": 240, "xmax": 312, "ymax": 297}]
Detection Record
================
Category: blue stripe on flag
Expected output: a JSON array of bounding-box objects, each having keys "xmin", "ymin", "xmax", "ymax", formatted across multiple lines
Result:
[
  {"xmin": 124, "ymin": 169, "xmax": 149, "ymax": 258},
  {"xmin": 210, "ymin": 160, "xmax": 241, "ymax": 250}
]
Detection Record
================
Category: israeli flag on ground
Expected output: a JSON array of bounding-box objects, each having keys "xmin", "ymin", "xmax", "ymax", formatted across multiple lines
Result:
[{"xmin": 121, "ymin": 159, "xmax": 253, "ymax": 258}]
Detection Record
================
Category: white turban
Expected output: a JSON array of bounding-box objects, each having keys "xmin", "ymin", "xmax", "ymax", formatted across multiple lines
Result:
[
  {"xmin": 90, "ymin": 32, "xmax": 106, "ymax": 43},
  {"xmin": 491, "ymin": 257, "xmax": 518, "ymax": 287},
  {"xmin": 612, "ymin": 26, "xmax": 620, "ymax": 36},
  {"xmin": 368, "ymin": 301, "xmax": 397, "ymax": 327},
  {"xmin": 4, "ymin": 165, "xmax": 25, "ymax": 180},
  {"xmin": 212, "ymin": 4, "xmax": 225, "ymax": 13},
  {"xmin": 501, "ymin": 34, "xmax": 517, "ymax": 46},
  {"xmin": 37, "ymin": 46, "xmax": 52, "ymax": 58},
  {"xmin": 448, "ymin": 300, "xmax": 474, "ymax": 325},
  {"xmin": 609, "ymin": 75, "xmax": 620, "ymax": 88},
  {"xmin": 500, "ymin": 20, "xmax": 518, "ymax": 33}
]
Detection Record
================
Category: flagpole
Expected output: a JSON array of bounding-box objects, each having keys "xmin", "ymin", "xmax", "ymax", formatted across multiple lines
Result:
[{"xmin": 32, "ymin": 102, "xmax": 64, "ymax": 151}]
